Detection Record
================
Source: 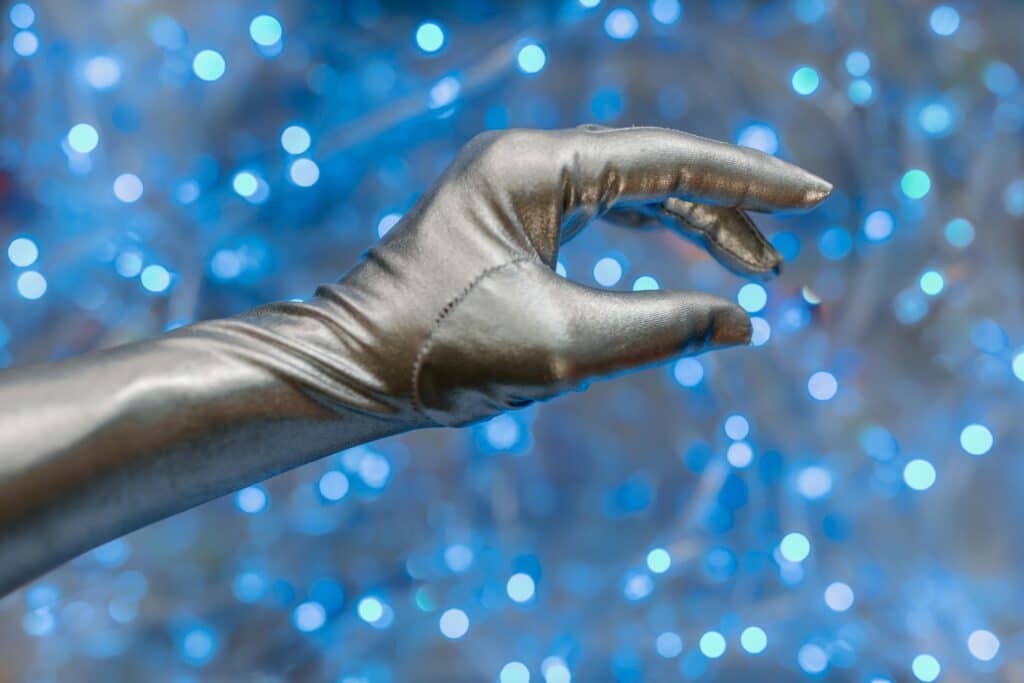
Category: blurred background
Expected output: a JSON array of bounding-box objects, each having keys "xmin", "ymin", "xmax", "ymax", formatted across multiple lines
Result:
[{"xmin": 1, "ymin": 0, "xmax": 1023, "ymax": 681}]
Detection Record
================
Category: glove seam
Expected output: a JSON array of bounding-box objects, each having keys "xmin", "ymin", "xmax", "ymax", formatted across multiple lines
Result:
[{"xmin": 410, "ymin": 255, "xmax": 535, "ymax": 420}]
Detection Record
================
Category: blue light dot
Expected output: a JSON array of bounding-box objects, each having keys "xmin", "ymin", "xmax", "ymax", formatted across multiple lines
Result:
[
  {"xmin": 737, "ymin": 283, "xmax": 767, "ymax": 313},
  {"xmin": 791, "ymin": 66, "xmax": 820, "ymax": 95},
  {"xmin": 919, "ymin": 270, "xmax": 944, "ymax": 296},
  {"xmin": 968, "ymin": 630, "xmax": 1000, "ymax": 662},
  {"xmin": 808, "ymin": 371, "xmax": 838, "ymax": 401},
  {"xmin": 16, "ymin": 271, "xmax": 46, "ymax": 300},
  {"xmin": 740, "ymin": 626, "xmax": 767, "ymax": 654},
  {"xmin": 727, "ymin": 441, "xmax": 753, "ymax": 468},
  {"xmin": 903, "ymin": 459, "xmax": 937, "ymax": 491},
  {"xmin": 116, "ymin": 250, "xmax": 143, "ymax": 277},
  {"xmin": 960, "ymin": 423, "xmax": 993, "ymax": 456},
  {"xmin": 12, "ymin": 30, "xmax": 38, "ymax": 57},
  {"xmin": 580, "ymin": 0, "xmax": 601, "ymax": 6},
  {"xmin": 650, "ymin": 0, "xmax": 682, "ymax": 25},
  {"xmin": 632, "ymin": 275, "xmax": 659, "ymax": 291},
  {"xmin": 796, "ymin": 466, "xmax": 833, "ymax": 499},
  {"xmin": 289, "ymin": 158, "xmax": 320, "ymax": 187},
  {"xmin": 8, "ymin": 237, "xmax": 38, "ymax": 267},
  {"xmin": 912, "ymin": 654, "xmax": 941, "ymax": 682},
  {"xmin": 9, "ymin": 3, "xmax": 34, "ymax": 29},
  {"xmin": 113, "ymin": 173, "xmax": 144, "ymax": 203},
  {"xmin": 281, "ymin": 125, "xmax": 311, "ymax": 155},
  {"xmin": 984, "ymin": 62, "xmax": 1019, "ymax": 97},
  {"xmin": 1012, "ymin": 351, "xmax": 1024, "ymax": 382},
  {"xmin": 318, "ymin": 470, "xmax": 349, "ymax": 501},
  {"xmin": 500, "ymin": 662, "xmax": 530, "ymax": 683},
  {"xmin": 543, "ymin": 659, "xmax": 571, "ymax": 683},
  {"xmin": 918, "ymin": 103, "xmax": 953, "ymax": 136},
  {"xmin": 181, "ymin": 627, "xmax": 216, "ymax": 665},
  {"xmin": 516, "ymin": 43, "xmax": 546, "ymax": 74},
  {"xmin": 84, "ymin": 56, "xmax": 121, "ymax": 90},
  {"xmin": 736, "ymin": 123, "xmax": 779, "ymax": 155},
  {"xmin": 798, "ymin": 644, "xmax": 828, "ymax": 674},
  {"xmin": 506, "ymin": 573, "xmax": 536, "ymax": 603},
  {"xmin": 249, "ymin": 15, "xmax": 282, "ymax": 47},
  {"xmin": 1005, "ymin": 179, "xmax": 1024, "ymax": 216},
  {"xmin": 604, "ymin": 8, "xmax": 639, "ymax": 40},
  {"xmin": 445, "ymin": 544, "xmax": 474, "ymax": 572},
  {"xmin": 232, "ymin": 172, "xmax": 259, "ymax": 198},
  {"xmin": 439, "ymin": 608, "xmax": 469, "ymax": 639},
  {"xmin": 901, "ymin": 169, "xmax": 932, "ymax": 199},
  {"xmin": 929, "ymin": 6, "xmax": 960, "ymax": 36},
  {"xmin": 848, "ymin": 78, "xmax": 874, "ymax": 105},
  {"xmin": 593, "ymin": 256, "xmax": 623, "ymax": 286},
  {"xmin": 655, "ymin": 631, "xmax": 683, "ymax": 658},
  {"xmin": 864, "ymin": 210, "xmax": 894, "ymax": 241},
  {"xmin": 845, "ymin": 50, "xmax": 871, "ymax": 76},
  {"xmin": 819, "ymin": 226, "xmax": 852, "ymax": 260},
  {"xmin": 357, "ymin": 597, "xmax": 384, "ymax": 623},
  {"xmin": 750, "ymin": 317, "xmax": 771, "ymax": 346},
  {"xmin": 428, "ymin": 75, "xmax": 461, "ymax": 109},
  {"xmin": 622, "ymin": 571, "xmax": 654, "ymax": 600},
  {"xmin": 415, "ymin": 21, "xmax": 445, "ymax": 53},
  {"xmin": 699, "ymin": 631, "xmax": 726, "ymax": 658},
  {"xmin": 824, "ymin": 582, "xmax": 855, "ymax": 611},
  {"xmin": 232, "ymin": 571, "xmax": 267, "ymax": 602},
  {"xmin": 945, "ymin": 218, "xmax": 974, "ymax": 247},
  {"xmin": 235, "ymin": 485, "xmax": 267, "ymax": 513},
  {"xmin": 377, "ymin": 212, "xmax": 402, "ymax": 238},
  {"xmin": 67, "ymin": 123, "xmax": 99, "ymax": 154},
  {"xmin": 673, "ymin": 358, "xmax": 704, "ymax": 387},
  {"xmin": 793, "ymin": 0, "xmax": 826, "ymax": 23},
  {"xmin": 292, "ymin": 601, "xmax": 326, "ymax": 632},
  {"xmin": 193, "ymin": 50, "xmax": 225, "ymax": 82},
  {"xmin": 780, "ymin": 532, "xmax": 811, "ymax": 562},
  {"xmin": 646, "ymin": 547, "xmax": 671, "ymax": 574},
  {"xmin": 22, "ymin": 607, "xmax": 54, "ymax": 637},
  {"xmin": 724, "ymin": 414, "xmax": 750, "ymax": 440},
  {"xmin": 140, "ymin": 264, "xmax": 171, "ymax": 293}
]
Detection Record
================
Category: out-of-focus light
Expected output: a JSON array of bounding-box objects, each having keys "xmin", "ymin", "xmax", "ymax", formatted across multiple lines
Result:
[
  {"xmin": 357, "ymin": 597, "xmax": 384, "ymax": 623},
  {"xmin": 795, "ymin": 466, "xmax": 832, "ymax": 499},
  {"xmin": 737, "ymin": 123, "xmax": 780, "ymax": 155},
  {"xmin": 929, "ymin": 6, "xmax": 960, "ymax": 36},
  {"xmin": 967, "ymin": 630, "xmax": 1000, "ymax": 662},
  {"xmin": 699, "ymin": 631, "xmax": 726, "ymax": 658},
  {"xmin": 249, "ymin": 15, "xmax": 282, "ymax": 46},
  {"xmin": 517, "ymin": 43, "xmax": 546, "ymax": 74},
  {"xmin": 543, "ymin": 658, "xmax": 572, "ymax": 683},
  {"xmin": 1012, "ymin": 350, "xmax": 1024, "ymax": 382},
  {"xmin": 622, "ymin": 571, "xmax": 653, "ymax": 600},
  {"xmin": 604, "ymin": 8, "xmax": 639, "ymax": 40},
  {"xmin": 673, "ymin": 358, "xmax": 704, "ymax": 387},
  {"xmin": 750, "ymin": 317, "xmax": 771, "ymax": 346},
  {"xmin": 919, "ymin": 270, "xmax": 944, "ymax": 296},
  {"xmin": 180, "ymin": 627, "xmax": 216, "ymax": 664},
  {"xmin": 791, "ymin": 66, "xmax": 820, "ymax": 95},
  {"xmin": 903, "ymin": 459, "xmax": 936, "ymax": 491},
  {"xmin": 292, "ymin": 601, "xmax": 326, "ymax": 632},
  {"xmin": 737, "ymin": 283, "xmax": 767, "ymax": 312},
  {"xmin": 281, "ymin": 125, "xmax": 311, "ymax": 154},
  {"xmin": 960, "ymin": 423, "xmax": 993, "ymax": 456},
  {"xmin": 824, "ymin": 582, "xmax": 854, "ymax": 611},
  {"xmin": 848, "ymin": 78, "xmax": 874, "ymax": 105},
  {"xmin": 655, "ymin": 631, "xmax": 683, "ymax": 658},
  {"xmin": 580, "ymin": 0, "xmax": 601, "ymax": 7},
  {"xmin": 318, "ymin": 471, "xmax": 349, "ymax": 501},
  {"xmin": 650, "ymin": 0, "xmax": 682, "ymax": 25},
  {"xmin": 798, "ymin": 644, "xmax": 828, "ymax": 674},
  {"xmin": 819, "ymin": 227, "xmax": 852, "ymax": 260},
  {"xmin": 289, "ymin": 159, "xmax": 320, "ymax": 187},
  {"xmin": 415, "ymin": 22, "xmax": 445, "ymax": 53},
  {"xmin": 594, "ymin": 256, "xmax": 623, "ymax": 286},
  {"xmin": 235, "ymin": 486, "xmax": 267, "ymax": 513},
  {"xmin": 779, "ymin": 532, "xmax": 811, "ymax": 562},
  {"xmin": 84, "ymin": 56, "xmax": 121, "ymax": 89},
  {"xmin": 724, "ymin": 414, "xmax": 749, "ymax": 440},
  {"xmin": 116, "ymin": 251, "xmax": 143, "ymax": 278},
  {"xmin": 646, "ymin": 547, "xmax": 671, "ymax": 574},
  {"xmin": 727, "ymin": 442, "xmax": 753, "ymax": 468},
  {"xmin": 113, "ymin": 173, "xmax": 144, "ymax": 203},
  {"xmin": 377, "ymin": 212, "xmax": 402, "ymax": 238},
  {"xmin": 911, "ymin": 654, "xmax": 940, "ymax": 682},
  {"xmin": 9, "ymin": 3, "xmax": 34, "ymax": 28},
  {"xmin": 506, "ymin": 573, "xmax": 535, "ymax": 603},
  {"xmin": 740, "ymin": 626, "xmax": 767, "ymax": 654},
  {"xmin": 13, "ymin": 31, "xmax": 38, "ymax": 57},
  {"xmin": 632, "ymin": 275, "xmax": 659, "ymax": 291},
  {"xmin": 444, "ymin": 544, "xmax": 473, "ymax": 572},
  {"xmin": 67, "ymin": 124, "xmax": 99, "ymax": 154},
  {"xmin": 808, "ymin": 371, "xmax": 838, "ymax": 401},
  {"xmin": 901, "ymin": 169, "xmax": 931, "ymax": 199},
  {"xmin": 984, "ymin": 62, "xmax": 1019, "ymax": 97},
  {"xmin": 439, "ymin": 608, "xmax": 469, "ymax": 639},
  {"xmin": 8, "ymin": 237, "xmax": 38, "ymax": 267},
  {"xmin": 16, "ymin": 271, "xmax": 46, "ymax": 300},
  {"xmin": 193, "ymin": 49, "xmax": 226, "ymax": 81},
  {"xmin": 500, "ymin": 662, "xmax": 530, "ymax": 683},
  {"xmin": 864, "ymin": 210, "xmax": 894, "ymax": 241},
  {"xmin": 845, "ymin": 50, "xmax": 871, "ymax": 76},
  {"xmin": 232, "ymin": 172, "xmax": 259, "ymax": 198},
  {"xmin": 944, "ymin": 218, "xmax": 974, "ymax": 247},
  {"xmin": 793, "ymin": 0, "xmax": 826, "ymax": 23},
  {"xmin": 141, "ymin": 265, "xmax": 171, "ymax": 293},
  {"xmin": 919, "ymin": 102, "xmax": 954, "ymax": 136},
  {"xmin": 428, "ymin": 75, "xmax": 461, "ymax": 109}
]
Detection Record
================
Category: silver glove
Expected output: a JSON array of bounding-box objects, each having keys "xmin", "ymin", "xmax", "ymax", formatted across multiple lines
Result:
[{"xmin": 0, "ymin": 125, "xmax": 830, "ymax": 595}]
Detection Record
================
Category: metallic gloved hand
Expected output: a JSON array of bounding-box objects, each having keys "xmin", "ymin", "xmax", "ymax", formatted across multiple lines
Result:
[{"xmin": 0, "ymin": 126, "xmax": 830, "ymax": 594}]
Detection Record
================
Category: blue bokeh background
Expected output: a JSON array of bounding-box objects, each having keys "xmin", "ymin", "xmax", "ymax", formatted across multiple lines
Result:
[{"xmin": 2, "ymin": 1, "xmax": 1024, "ymax": 681}]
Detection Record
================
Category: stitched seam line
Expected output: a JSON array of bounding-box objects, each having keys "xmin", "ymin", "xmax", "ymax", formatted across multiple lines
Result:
[{"xmin": 410, "ymin": 256, "xmax": 534, "ymax": 419}]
